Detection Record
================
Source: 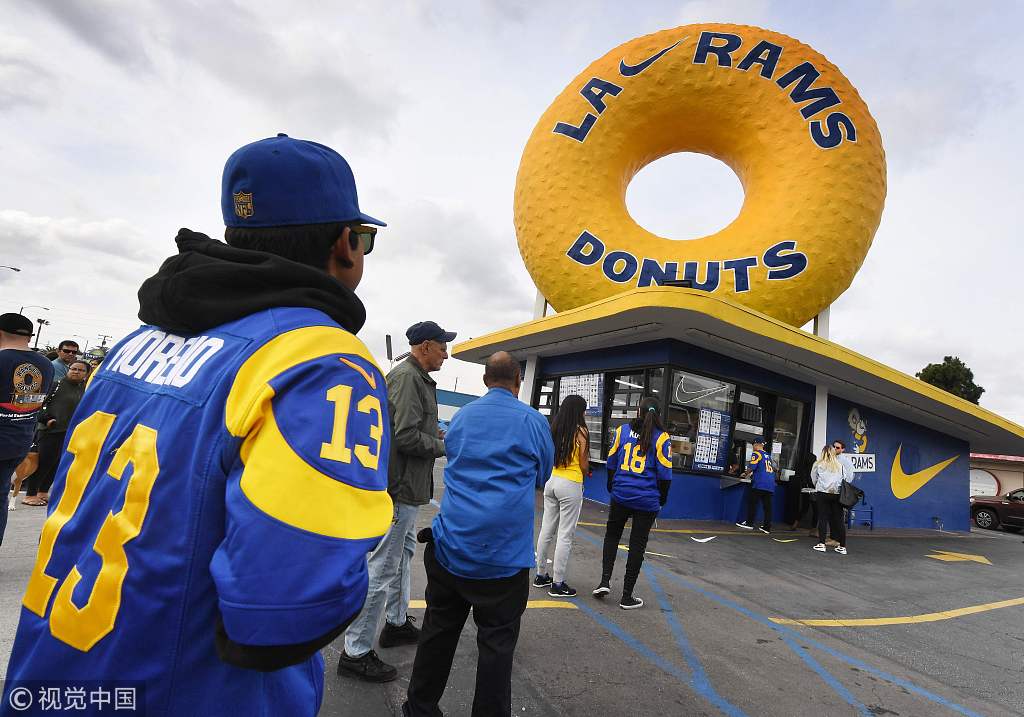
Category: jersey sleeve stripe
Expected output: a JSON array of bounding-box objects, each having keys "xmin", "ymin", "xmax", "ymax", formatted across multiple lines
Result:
[
  {"xmin": 655, "ymin": 433, "xmax": 673, "ymax": 469},
  {"xmin": 238, "ymin": 405, "xmax": 392, "ymax": 539},
  {"xmin": 607, "ymin": 425, "xmax": 622, "ymax": 458},
  {"xmin": 225, "ymin": 326, "xmax": 381, "ymax": 438}
]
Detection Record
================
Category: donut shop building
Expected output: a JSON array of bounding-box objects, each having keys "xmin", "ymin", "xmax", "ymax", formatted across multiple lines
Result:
[{"xmin": 453, "ymin": 287, "xmax": 1024, "ymax": 532}]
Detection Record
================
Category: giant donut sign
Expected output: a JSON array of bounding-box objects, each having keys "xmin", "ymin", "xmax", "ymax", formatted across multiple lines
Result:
[{"xmin": 514, "ymin": 24, "xmax": 886, "ymax": 327}]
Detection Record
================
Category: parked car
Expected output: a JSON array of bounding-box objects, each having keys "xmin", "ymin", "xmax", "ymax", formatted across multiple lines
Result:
[{"xmin": 970, "ymin": 489, "xmax": 1024, "ymax": 532}]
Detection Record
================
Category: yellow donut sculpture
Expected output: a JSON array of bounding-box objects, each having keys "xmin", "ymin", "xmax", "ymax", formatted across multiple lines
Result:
[{"xmin": 514, "ymin": 24, "xmax": 886, "ymax": 327}]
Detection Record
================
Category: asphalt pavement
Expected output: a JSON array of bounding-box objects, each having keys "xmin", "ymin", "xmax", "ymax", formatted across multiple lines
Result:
[{"xmin": 2, "ymin": 463, "xmax": 1022, "ymax": 716}]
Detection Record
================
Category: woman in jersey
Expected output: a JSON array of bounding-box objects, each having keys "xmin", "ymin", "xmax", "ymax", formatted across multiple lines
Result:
[
  {"xmin": 534, "ymin": 394, "xmax": 589, "ymax": 597},
  {"xmin": 593, "ymin": 396, "xmax": 672, "ymax": 609}
]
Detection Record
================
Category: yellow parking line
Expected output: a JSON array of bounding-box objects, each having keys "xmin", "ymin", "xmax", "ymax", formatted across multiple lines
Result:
[
  {"xmin": 772, "ymin": 596, "xmax": 1024, "ymax": 627},
  {"xmin": 578, "ymin": 521, "xmax": 756, "ymax": 536},
  {"xmin": 408, "ymin": 600, "xmax": 577, "ymax": 610}
]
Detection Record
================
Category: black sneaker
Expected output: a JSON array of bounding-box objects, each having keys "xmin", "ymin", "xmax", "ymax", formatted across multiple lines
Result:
[
  {"xmin": 592, "ymin": 583, "xmax": 611, "ymax": 598},
  {"xmin": 758, "ymin": 526, "xmax": 771, "ymax": 534},
  {"xmin": 735, "ymin": 521, "xmax": 754, "ymax": 530},
  {"xmin": 548, "ymin": 582, "xmax": 578, "ymax": 597},
  {"xmin": 619, "ymin": 594, "xmax": 644, "ymax": 610},
  {"xmin": 336, "ymin": 649, "xmax": 397, "ymax": 682},
  {"xmin": 378, "ymin": 616, "xmax": 420, "ymax": 648},
  {"xmin": 532, "ymin": 573, "xmax": 553, "ymax": 588}
]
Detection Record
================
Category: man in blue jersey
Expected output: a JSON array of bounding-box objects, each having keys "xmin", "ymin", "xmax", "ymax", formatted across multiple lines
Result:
[
  {"xmin": 404, "ymin": 352, "xmax": 554, "ymax": 717},
  {"xmin": 4, "ymin": 134, "xmax": 393, "ymax": 717},
  {"xmin": 736, "ymin": 438, "xmax": 777, "ymax": 534},
  {"xmin": 0, "ymin": 312, "xmax": 54, "ymax": 545}
]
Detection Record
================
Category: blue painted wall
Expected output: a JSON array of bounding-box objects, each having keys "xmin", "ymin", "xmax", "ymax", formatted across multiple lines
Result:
[{"xmin": 826, "ymin": 396, "xmax": 970, "ymax": 530}]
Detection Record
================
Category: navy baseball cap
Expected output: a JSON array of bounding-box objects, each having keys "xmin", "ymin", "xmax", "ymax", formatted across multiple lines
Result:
[
  {"xmin": 0, "ymin": 313, "xmax": 34, "ymax": 336},
  {"xmin": 222, "ymin": 133, "xmax": 386, "ymax": 228},
  {"xmin": 407, "ymin": 321, "xmax": 457, "ymax": 345}
]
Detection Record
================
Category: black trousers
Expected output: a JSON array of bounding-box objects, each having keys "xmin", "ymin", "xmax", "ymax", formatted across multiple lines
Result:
[
  {"xmin": 816, "ymin": 492, "xmax": 847, "ymax": 547},
  {"xmin": 405, "ymin": 543, "xmax": 529, "ymax": 717},
  {"xmin": 601, "ymin": 500, "xmax": 658, "ymax": 597},
  {"xmin": 25, "ymin": 431, "xmax": 64, "ymax": 496},
  {"xmin": 745, "ymin": 488, "xmax": 773, "ymax": 530}
]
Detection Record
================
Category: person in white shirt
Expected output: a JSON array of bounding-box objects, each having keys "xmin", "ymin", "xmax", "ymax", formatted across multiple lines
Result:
[{"xmin": 811, "ymin": 444, "xmax": 853, "ymax": 555}]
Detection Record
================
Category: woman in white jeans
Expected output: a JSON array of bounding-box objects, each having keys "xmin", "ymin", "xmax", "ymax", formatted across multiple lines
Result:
[{"xmin": 534, "ymin": 395, "xmax": 589, "ymax": 597}]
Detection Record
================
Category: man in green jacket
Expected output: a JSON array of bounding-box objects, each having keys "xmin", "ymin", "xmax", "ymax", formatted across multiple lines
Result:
[{"xmin": 338, "ymin": 321, "xmax": 454, "ymax": 681}]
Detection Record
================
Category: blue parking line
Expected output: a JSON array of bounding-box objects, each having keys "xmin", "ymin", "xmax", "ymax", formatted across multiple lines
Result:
[
  {"xmin": 646, "ymin": 570, "xmax": 748, "ymax": 717},
  {"xmin": 575, "ymin": 602, "xmax": 742, "ymax": 716},
  {"xmin": 779, "ymin": 634, "xmax": 872, "ymax": 717},
  {"xmin": 647, "ymin": 565, "xmax": 984, "ymax": 717}
]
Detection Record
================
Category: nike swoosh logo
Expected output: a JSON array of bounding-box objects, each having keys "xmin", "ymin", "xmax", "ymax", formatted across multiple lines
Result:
[
  {"xmin": 619, "ymin": 37, "xmax": 686, "ymax": 77},
  {"xmin": 890, "ymin": 445, "xmax": 959, "ymax": 499}
]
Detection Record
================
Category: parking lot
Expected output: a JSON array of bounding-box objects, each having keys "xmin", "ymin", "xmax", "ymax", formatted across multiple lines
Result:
[{"xmin": 1, "ymin": 471, "xmax": 1022, "ymax": 717}]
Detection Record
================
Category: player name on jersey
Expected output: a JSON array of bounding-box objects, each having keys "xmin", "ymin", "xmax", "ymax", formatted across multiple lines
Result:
[{"xmin": 105, "ymin": 329, "xmax": 225, "ymax": 388}]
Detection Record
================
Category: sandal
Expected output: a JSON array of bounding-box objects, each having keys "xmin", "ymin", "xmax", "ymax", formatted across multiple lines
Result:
[{"xmin": 21, "ymin": 497, "xmax": 46, "ymax": 506}]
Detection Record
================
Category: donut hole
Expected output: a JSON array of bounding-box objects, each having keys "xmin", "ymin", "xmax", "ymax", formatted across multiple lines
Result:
[{"xmin": 625, "ymin": 152, "xmax": 744, "ymax": 241}]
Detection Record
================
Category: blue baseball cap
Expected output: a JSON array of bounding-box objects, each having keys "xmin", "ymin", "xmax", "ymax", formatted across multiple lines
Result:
[
  {"xmin": 407, "ymin": 321, "xmax": 457, "ymax": 345},
  {"xmin": 221, "ymin": 133, "xmax": 385, "ymax": 228}
]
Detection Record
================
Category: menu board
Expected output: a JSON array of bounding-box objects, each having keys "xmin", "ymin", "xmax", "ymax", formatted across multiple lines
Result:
[
  {"xmin": 693, "ymin": 407, "xmax": 732, "ymax": 472},
  {"xmin": 558, "ymin": 374, "xmax": 604, "ymax": 416}
]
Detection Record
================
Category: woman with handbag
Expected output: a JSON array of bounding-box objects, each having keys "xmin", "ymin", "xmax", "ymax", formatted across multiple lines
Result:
[{"xmin": 811, "ymin": 444, "xmax": 853, "ymax": 555}]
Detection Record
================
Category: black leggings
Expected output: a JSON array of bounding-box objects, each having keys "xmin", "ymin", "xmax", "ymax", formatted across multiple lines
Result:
[
  {"xmin": 816, "ymin": 492, "xmax": 847, "ymax": 547},
  {"xmin": 601, "ymin": 500, "xmax": 658, "ymax": 597}
]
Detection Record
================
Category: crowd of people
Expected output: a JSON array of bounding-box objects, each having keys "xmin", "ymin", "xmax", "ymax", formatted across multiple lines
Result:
[{"xmin": 0, "ymin": 133, "xmax": 862, "ymax": 717}]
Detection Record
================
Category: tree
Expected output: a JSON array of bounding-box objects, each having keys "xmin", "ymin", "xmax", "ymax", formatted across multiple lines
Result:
[{"xmin": 916, "ymin": 356, "xmax": 985, "ymax": 404}]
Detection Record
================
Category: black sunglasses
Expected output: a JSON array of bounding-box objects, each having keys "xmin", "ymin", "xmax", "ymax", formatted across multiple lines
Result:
[{"xmin": 348, "ymin": 225, "xmax": 376, "ymax": 256}]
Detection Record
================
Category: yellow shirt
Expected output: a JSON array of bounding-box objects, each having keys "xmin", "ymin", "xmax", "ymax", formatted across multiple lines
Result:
[{"xmin": 551, "ymin": 441, "xmax": 584, "ymax": 483}]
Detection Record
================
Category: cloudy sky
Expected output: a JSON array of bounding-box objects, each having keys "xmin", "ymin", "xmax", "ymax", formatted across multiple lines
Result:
[{"xmin": 2, "ymin": 0, "xmax": 1021, "ymax": 426}]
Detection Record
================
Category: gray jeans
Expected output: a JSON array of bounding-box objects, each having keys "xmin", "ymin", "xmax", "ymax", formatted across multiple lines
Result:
[
  {"xmin": 344, "ymin": 501, "xmax": 419, "ymax": 657},
  {"xmin": 535, "ymin": 476, "xmax": 584, "ymax": 583}
]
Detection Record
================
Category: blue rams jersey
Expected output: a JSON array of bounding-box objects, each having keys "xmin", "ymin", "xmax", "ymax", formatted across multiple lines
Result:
[
  {"xmin": 3, "ymin": 308, "xmax": 392, "ymax": 717},
  {"xmin": 747, "ymin": 449, "xmax": 776, "ymax": 491},
  {"xmin": 607, "ymin": 425, "xmax": 672, "ymax": 512}
]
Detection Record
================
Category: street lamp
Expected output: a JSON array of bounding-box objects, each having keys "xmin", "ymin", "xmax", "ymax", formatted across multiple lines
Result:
[
  {"xmin": 19, "ymin": 305, "xmax": 50, "ymax": 315},
  {"xmin": 33, "ymin": 319, "xmax": 50, "ymax": 350},
  {"xmin": 1, "ymin": 266, "xmax": 20, "ymax": 272}
]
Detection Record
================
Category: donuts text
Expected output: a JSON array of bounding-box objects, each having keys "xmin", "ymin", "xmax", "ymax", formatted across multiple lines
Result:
[{"xmin": 565, "ymin": 230, "xmax": 808, "ymax": 293}]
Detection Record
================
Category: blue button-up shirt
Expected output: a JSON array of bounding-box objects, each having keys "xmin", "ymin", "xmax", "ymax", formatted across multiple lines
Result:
[{"xmin": 432, "ymin": 387, "xmax": 554, "ymax": 579}]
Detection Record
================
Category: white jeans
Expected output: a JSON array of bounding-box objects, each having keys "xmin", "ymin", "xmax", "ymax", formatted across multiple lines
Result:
[{"xmin": 535, "ymin": 476, "xmax": 584, "ymax": 583}]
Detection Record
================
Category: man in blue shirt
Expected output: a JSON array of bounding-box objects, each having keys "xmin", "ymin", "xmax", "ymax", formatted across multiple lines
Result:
[
  {"xmin": 404, "ymin": 352, "xmax": 554, "ymax": 717},
  {"xmin": 50, "ymin": 340, "xmax": 80, "ymax": 382}
]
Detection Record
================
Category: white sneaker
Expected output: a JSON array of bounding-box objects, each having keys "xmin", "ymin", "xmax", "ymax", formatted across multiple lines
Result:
[
  {"xmin": 812, "ymin": 543, "xmax": 827, "ymax": 552},
  {"xmin": 735, "ymin": 522, "xmax": 754, "ymax": 530},
  {"xmin": 834, "ymin": 546, "xmax": 847, "ymax": 555},
  {"xmin": 7, "ymin": 495, "xmax": 15, "ymax": 512}
]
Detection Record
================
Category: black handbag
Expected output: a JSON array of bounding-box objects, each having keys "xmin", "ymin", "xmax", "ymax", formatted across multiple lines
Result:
[{"xmin": 838, "ymin": 480, "xmax": 864, "ymax": 509}]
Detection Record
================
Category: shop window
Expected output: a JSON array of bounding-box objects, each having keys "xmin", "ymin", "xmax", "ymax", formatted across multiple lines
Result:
[
  {"xmin": 667, "ymin": 370, "xmax": 736, "ymax": 472},
  {"xmin": 606, "ymin": 372, "xmax": 645, "ymax": 457},
  {"xmin": 969, "ymin": 469, "xmax": 999, "ymax": 496},
  {"xmin": 556, "ymin": 373, "xmax": 605, "ymax": 461},
  {"xmin": 535, "ymin": 379, "xmax": 556, "ymax": 417},
  {"xmin": 771, "ymin": 397, "xmax": 806, "ymax": 481}
]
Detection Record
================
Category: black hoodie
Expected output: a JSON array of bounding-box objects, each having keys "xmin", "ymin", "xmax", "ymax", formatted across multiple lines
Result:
[
  {"xmin": 138, "ymin": 228, "xmax": 365, "ymax": 335},
  {"xmin": 136, "ymin": 228, "xmax": 367, "ymax": 671}
]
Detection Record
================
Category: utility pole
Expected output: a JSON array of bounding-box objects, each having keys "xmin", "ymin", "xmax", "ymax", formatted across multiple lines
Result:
[{"xmin": 33, "ymin": 319, "xmax": 50, "ymax": 350}]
